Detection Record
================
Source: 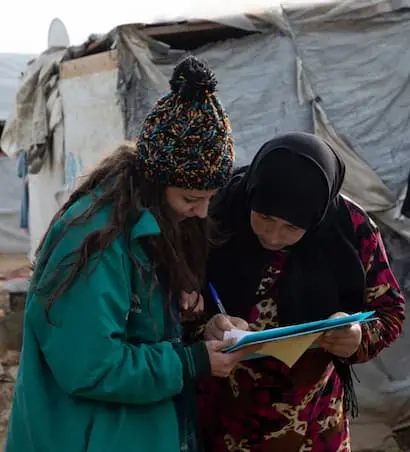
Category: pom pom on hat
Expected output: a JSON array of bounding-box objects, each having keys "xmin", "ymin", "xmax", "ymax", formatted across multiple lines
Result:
[{"xmin": 170, "ymin": 56, "xmax": 217, "ymax": 100}]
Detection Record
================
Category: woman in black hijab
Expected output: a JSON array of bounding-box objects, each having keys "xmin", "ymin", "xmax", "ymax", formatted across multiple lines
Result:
[{"xmin": 198, "ymin": 132, "xmax": 405, "ymax": 451}]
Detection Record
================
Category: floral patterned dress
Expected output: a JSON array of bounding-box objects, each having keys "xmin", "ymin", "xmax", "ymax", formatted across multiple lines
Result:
[{"xmin": 197, "ymin": 200, "xmax": 405, "ymax": 452}]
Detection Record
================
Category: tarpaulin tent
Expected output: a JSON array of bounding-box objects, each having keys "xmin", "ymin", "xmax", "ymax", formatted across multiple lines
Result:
[{"xmin": 0, "ymin": 53, "xmax": 33, "ymax": 254}]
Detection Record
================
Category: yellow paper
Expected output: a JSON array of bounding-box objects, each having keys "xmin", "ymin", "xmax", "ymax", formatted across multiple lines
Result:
[
  {"xmin": 256, "ymin": 332, "xmax": 322, "ymax": 367},
  {"xmin": 224, "ymin": 329, "xmax": 324, "ymax": 368}
]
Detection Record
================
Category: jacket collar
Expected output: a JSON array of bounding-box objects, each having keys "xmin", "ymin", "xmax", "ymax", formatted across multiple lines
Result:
[{"xmin": 130, "ymin": 210, "xmax": 161, "ymax": 240}]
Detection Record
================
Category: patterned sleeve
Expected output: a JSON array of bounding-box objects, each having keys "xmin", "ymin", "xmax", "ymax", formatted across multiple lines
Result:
[
  {"xmin": 181, "ymin": 285, "xmax": 220, "ymax": 345},
  {"xmin": 181, "ymin": 313, "xmax": 210, "ymax": 345},
  {"xmin": 346, "ymin": 200, "xmax": 405, "ymax": 364}
]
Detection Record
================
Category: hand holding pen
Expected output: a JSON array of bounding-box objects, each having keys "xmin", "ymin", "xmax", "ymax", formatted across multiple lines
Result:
[
  {"xmin": 204, "ymin": 282, "xmax": 261, "ymax": 376},
  {"xmin": 206, "ymin": 283, "xmax": 249, "ymax": 341}
]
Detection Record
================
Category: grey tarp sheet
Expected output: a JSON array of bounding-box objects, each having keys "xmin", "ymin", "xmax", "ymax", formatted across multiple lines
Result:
[
  {"xmin": 0, "ymin": 156, "xmax": 29, "ymax": 253},
  {"xmin": 289, "ymin": 9, "xmax": 410, "ymax": 199},
  {"xmin": 0, "ymin": 53, "xmax": 34, "ymax": 122},
  {"xmin": 119, "ymin": 6, "xmax": 410, "ymax": 207},
  {"xmin": 118, "ymin": 29, "xmax": 313, "ymax": 164}
]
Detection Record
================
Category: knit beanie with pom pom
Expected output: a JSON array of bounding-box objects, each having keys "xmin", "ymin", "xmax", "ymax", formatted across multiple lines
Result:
[{"xmin": 136, "ymin": 56, "xmax": 234, "ymax": 190}]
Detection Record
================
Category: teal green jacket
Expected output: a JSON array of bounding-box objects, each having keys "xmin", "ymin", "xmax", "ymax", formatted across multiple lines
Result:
[{"xmin": 6, "ymin": 194, "xmax": 210, "ymax": 452}]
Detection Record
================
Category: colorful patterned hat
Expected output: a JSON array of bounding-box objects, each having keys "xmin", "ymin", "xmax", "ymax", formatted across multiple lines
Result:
[{"xmin": 136, "ymin": 56, "xmax": 234, "ymax": 190}]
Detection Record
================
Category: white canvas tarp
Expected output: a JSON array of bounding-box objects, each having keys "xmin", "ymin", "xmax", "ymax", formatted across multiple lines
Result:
[{"xmin": 59, "ymin": 65, "xmax": 124, "ymax": 188}]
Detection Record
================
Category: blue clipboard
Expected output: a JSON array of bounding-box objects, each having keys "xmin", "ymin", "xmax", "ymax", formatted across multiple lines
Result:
[{"xmin": 224, "ymin": 311, "xmax": 377, "ymax": 353}]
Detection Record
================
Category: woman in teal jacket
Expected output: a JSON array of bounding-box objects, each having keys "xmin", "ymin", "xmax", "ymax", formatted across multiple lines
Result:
[{"xmin": 5, "ymin": 57, "xmax": 250, "ymax": 452}]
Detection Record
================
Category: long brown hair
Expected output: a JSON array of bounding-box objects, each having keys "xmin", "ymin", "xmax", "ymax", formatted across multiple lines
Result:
[{"xmin": 33, "ymin": 142, "xmax": 209, "ymax": 321}]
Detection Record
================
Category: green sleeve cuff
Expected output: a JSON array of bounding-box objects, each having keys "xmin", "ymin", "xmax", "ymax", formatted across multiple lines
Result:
[{"xmin": 173, "ymin": 340, "xmax": 211, "ymax": 380}]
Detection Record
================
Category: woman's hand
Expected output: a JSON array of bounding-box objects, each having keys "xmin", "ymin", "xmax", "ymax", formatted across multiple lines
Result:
[
  {"xmin": 205, "ymin": 314, "xmax": 249, "ymax": 341},
  {"xmin": 205, "ymin": 339, "xmax": 261, "ymax": 377},
  {"xmin": 180, "ymin": 291, "xmax": 204, "ymax": 313},
  {"xmin": 317, "ymin": 312, "xmax": 362, "ymax": 358}
]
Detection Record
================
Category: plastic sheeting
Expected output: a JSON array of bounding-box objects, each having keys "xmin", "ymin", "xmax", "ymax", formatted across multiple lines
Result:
[
  {"xmin": 153, "ymin": 32, "xmax": 312, "ymax": 166},
  {"xmin": 27, "ymin": 69, "xmax": 123, "ymax": 261},
  {"xmin": 0, "ymin": 156, "xmax": 29, "ymax": 253},
  {"xmin": 0, "ymin": 53, "xmax": 34, "ymax": 122},
  {"xmin": 59, "ymin": 68, "xmax": 124, "ymax": 186},
  {"xmin": 27, "ymin": 125, "xmax": 64, "ymax": 262},
  {"xmin": 289, "ymin": 9, "xmax": 410, "ymax": 199},
  {"xmin": 120, "ymin": 12, "xmax": 410, "ymax": 210}
]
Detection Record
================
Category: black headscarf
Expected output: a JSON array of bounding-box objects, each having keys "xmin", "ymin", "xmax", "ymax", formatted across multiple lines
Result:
[{"xmin": 207, "ymin": 132, "xmax": 366, "ymax": 416}]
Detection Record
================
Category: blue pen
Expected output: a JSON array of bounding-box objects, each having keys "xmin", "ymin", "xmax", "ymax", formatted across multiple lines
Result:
[{"xmin": 208, "ymin": 282, "xmax": 227, "ymax": 315}]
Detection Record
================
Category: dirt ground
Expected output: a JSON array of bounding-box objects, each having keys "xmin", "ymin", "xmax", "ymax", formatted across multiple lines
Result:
[
  {"xmin": 0, "ymin": 253, "xmax": 30, "ymax": 450},
  {"xmin": 0, "ymin": 351, "xmax": 19, "ymax": 450},
  {"xmin": 0, "ymin": 254, "xmax": 30, "ymax": 280}
]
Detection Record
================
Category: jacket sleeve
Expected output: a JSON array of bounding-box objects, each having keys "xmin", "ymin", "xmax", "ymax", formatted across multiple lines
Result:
[
  {"xmin": 31, "ymin": 218, "xmax": 209, "ymax": 405},
  {"xmin": 347, "ymin": 208, "xmax": 405, "ymax": 364}
]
